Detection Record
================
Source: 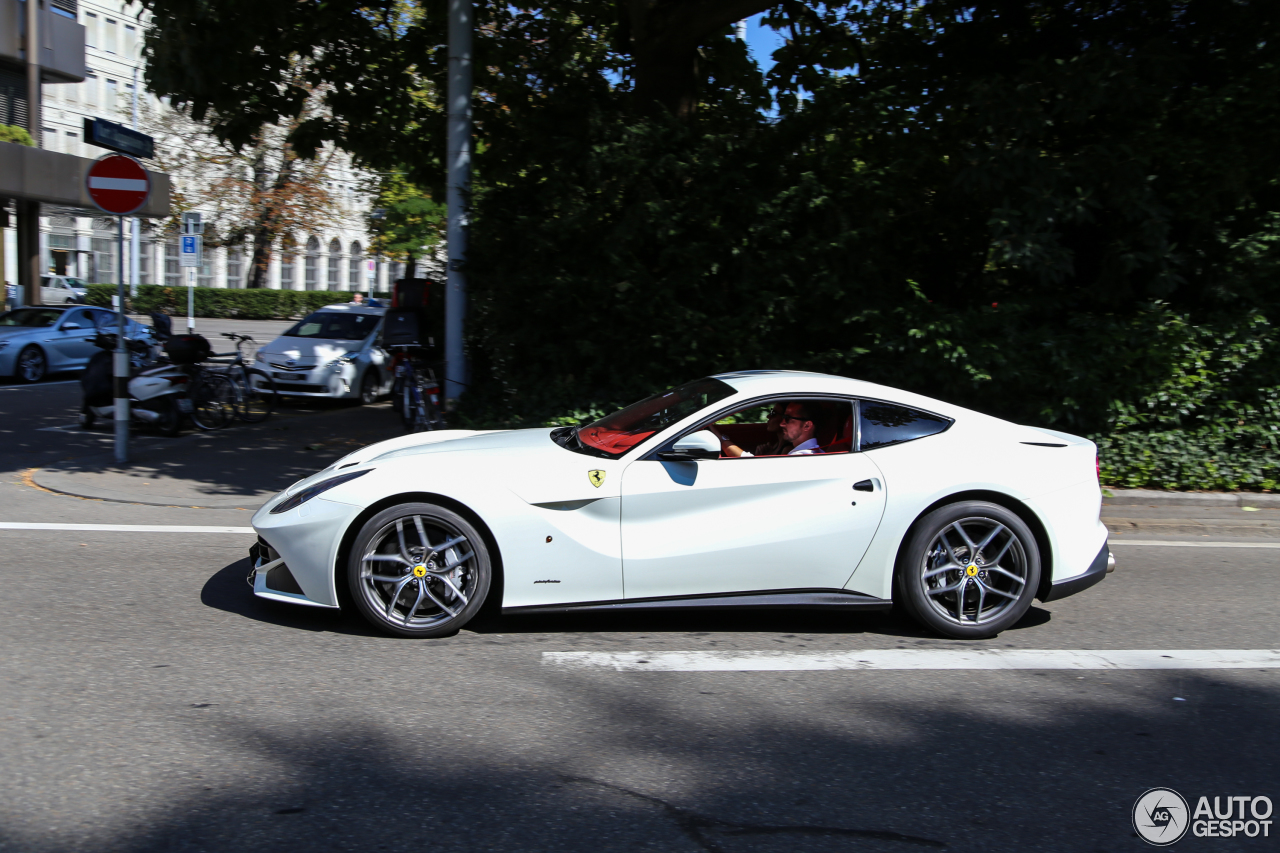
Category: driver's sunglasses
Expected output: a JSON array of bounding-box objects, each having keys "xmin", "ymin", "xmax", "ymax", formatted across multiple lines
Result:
[{"xmin": 779, "ymin": 415, "xmax": 810, "ymax": 424}]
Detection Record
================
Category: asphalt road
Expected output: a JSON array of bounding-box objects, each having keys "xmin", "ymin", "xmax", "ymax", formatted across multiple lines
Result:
[{"xmin": 1, "ymin": 381, "xmax": 1277, "ymax": 853}]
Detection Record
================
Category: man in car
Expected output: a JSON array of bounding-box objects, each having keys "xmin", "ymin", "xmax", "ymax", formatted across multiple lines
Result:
[{"xmin": 721, "ymin": 402, "xmax": 824, "ymax": 457}]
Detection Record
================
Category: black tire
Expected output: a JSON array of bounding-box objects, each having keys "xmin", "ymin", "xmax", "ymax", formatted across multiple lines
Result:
[
  {"xmin": 79, "ymin": 405, "xmax": 95, "ymax": 429},
  {"xmin": 358, "ymin": 368, "xmax": 380, "ymax": 405},
  {"xmin": 398, "ymin": 383, "xmax": 415, "ymax": 430},
  {"xmin": 347, "ymin": 502, "xmax": 492, "ymax": 638},
  {"xmin": 151, "ymin": 397, "xmax": 182, "ymax": 437},
  {"xmin": 896, "ymin": 500, "xmax": 1041, "ymax": 640},
  {"xmin": 190, "ymin": 372, "xmax": 236, "ymax": 430},
  {"xmin": 235, "ymin": 367, "xmax": 276, "ymax": 422},
  {"xmin": 16, "ymin": 345, "xmax": 46, "ymax": 383}
]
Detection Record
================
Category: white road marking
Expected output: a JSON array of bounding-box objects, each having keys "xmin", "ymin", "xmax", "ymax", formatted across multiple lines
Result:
[
  {"xmin": 0, "ymin": 380, "xmax": 81, "ymax": 391},
  {"xmin": 1110, "ymin": 539, "xmax": 1280, "ymax": 549},
  {"xmin": 0, "ymin": 522, "xmax": 254, "ymax": 534},
  {"xmin": 543, "ymin": 649, "xmax": 1280, "ymax": 672}
]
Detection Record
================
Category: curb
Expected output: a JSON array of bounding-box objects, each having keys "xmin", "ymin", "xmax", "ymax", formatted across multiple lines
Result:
[{"xmin": 1104, "ymin": 488, "xmax": 1280, "ymax": 508}]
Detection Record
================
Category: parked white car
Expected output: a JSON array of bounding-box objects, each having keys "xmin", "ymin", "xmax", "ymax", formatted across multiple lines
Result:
[
  {"xmin": 40, "ymin": 275, "xmax": 88, "ymax": 305},
  {"xmin": 250, "ymin": 370, "xmax": 1112, "ymax": 640},
  {"xmin": 255, "ymin": 304, "xmax": 393, "ymax": 403}
]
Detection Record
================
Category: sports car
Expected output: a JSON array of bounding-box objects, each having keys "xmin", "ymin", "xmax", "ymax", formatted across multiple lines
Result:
[{"xmin": 250, "ymin": 370, "xmax": 1112, "ymax": 639}]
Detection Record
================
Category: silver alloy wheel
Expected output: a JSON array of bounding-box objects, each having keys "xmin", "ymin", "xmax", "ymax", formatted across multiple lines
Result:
[
  {"xmin": 17, "ymin": 346, "xmax": 46, "ymax": 383},
  {"xmin": 919, "ymin": 516, "xmax": 1029, "ymax": 626},
  {"xmin": 357, "ymin": 514, "xmax": 478, "ymax": 631}
]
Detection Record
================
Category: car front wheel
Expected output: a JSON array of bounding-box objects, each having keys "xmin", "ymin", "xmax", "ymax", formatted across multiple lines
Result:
[
  {"xmin": 348, "ymin": 502, "xmax": 492, "ymax": 638},
  {"xmin": 897, "ymin": 500, "xmax": 1040, "ymax": 639},
  {"xmin": 16, "ymin": 345, "xmax": 47, "ymax": 383}
]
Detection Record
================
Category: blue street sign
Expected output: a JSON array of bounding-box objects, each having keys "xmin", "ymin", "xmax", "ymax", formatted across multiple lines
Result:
[{"xmin": 179, "ymin": 235, "xmax": 201, "ymax": 267}]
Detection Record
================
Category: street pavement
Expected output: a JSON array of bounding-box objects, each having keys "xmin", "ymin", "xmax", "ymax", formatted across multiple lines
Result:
[{"xmin": 1, "ymin": 379, "xmax": 1278, "ymax": 852}]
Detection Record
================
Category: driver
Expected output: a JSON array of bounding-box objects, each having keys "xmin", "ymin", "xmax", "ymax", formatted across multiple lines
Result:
[{"xmin": 721, "ymin": 402, "xmax": 824, "ymax": 457}]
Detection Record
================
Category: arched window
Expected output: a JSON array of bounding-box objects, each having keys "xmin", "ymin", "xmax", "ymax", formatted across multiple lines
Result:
[
  {"xmin": 280, "ymin": 235, "xmax": 297, "ymax": 289},
  {"xmin": 348, "ymin": 241, "xmax": 363, "ymax": 290},
  {"xmin": 304, "ymin": 236, "xmax": 320, "ymax": 290},
  {"xmin": 327, "ymin": 238, "xmax": 342, "ymax": 291}
]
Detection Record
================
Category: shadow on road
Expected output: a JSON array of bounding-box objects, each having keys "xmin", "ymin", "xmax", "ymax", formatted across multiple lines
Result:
[{"xmin": 2, "ymin": 662, "xmax": 1274, "ymax": 852}]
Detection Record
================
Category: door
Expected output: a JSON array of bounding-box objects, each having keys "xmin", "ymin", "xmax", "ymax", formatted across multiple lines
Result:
[
  {"xmin": 45, "ymin": 308, "xmax": 97, "ymax": 369},
  {"xmin": 619, "ymin": 450, "xmax": 887, "ymax": 600}
]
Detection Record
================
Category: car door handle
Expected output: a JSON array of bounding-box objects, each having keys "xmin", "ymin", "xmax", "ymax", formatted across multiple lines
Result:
[{"xmin": 853, "ymin": 480, "xmax": 875, "ymax": 492}]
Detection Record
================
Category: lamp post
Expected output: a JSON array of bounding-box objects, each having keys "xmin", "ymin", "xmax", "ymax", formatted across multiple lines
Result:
[{"xmin": 445, "ymin": 0, "xmax": 472, "ymax": 403}]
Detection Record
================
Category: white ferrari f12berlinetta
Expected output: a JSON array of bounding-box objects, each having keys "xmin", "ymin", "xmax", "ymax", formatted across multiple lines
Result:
[{"xmin": 250, "ymin": 371, "xmax": 1112, "ymax": 639}]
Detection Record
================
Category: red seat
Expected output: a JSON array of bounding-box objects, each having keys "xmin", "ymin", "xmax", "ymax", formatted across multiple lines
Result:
[{"xmin": 822, "ymin": 413, "xmax": 854, "ymax": 454}]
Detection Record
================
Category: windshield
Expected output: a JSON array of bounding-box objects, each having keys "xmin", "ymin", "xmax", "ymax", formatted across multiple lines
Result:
[
  {"xmin": 562, "ymin": 377, "xmax": 737, "ymax": 458},
  {"xmin": 65, "ymin": 278, "xmax": 87, "ymax": 288},
  {"xmin": 283, "ymin": 311, "xmax": 380, "ymax": 341},
  {"xmin": 0, "ymin": 309, "xmax": 63, "ymax": 328}
]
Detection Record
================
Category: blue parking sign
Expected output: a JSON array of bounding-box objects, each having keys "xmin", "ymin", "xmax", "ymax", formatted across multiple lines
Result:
[{"xmin": 179, "ymin": 234, "xmax": 201, "ymax": 267}]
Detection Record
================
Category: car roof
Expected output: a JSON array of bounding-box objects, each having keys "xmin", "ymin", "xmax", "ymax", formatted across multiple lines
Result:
[
  {"xmin": 711, "ymin": 369, "xmax": 983, "ymax": 422},
  {"xmin": 313, "ymin": 304, "xmax": 387, "ymax": 316}
]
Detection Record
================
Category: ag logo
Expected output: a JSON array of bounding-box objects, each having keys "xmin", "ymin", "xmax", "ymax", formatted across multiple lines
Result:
[
  {"xmin": 587, "ymin": 469, "xmax": 606, "ymax": 488},
  {"xmin": 1133, "ymin": 788, "xmax": 1190, "ymax": 846}
]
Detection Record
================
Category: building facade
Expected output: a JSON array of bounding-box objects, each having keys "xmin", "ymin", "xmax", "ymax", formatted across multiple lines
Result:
[{"xmin": 5, "ymin": 0, "xmax": 416, "ymax": 293}]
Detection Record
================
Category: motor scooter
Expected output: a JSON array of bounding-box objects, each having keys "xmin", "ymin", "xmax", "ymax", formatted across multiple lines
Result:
[{"xmin": 79, "ymin": 313, "xmax": 194, "ymax": 436}]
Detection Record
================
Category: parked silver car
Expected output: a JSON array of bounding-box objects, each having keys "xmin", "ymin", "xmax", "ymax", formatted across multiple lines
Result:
[
  {"xmin": 255, "ymin": 304, "xmax": 393, "ymax": 402},
  {"xmin": 0, "ymin": 306, "xmax": 146, "ymax": 383}
]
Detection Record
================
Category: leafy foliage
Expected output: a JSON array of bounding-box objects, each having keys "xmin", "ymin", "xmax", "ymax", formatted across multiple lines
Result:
[{"xmin": 0, "ymin": 125, "xmax": 34, "ymax": 146}]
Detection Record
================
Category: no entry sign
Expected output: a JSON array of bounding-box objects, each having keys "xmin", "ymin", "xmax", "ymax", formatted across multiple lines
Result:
[{"xmin": 85, "ymin": 153, "xmax": 151, "ymax": 215}]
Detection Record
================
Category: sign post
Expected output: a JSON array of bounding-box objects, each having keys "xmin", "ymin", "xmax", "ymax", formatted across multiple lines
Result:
[
  {"xmin": 86, "ymin": 153, "xmax": 152, "ymax": 465},
  {"xmin": 180, "ymin": 213, "xmax": 202, "ymax": 333}
]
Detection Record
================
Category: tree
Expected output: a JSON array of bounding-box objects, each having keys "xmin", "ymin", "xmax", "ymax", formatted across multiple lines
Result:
[
  {"xmin": 133, "ymin": 84, "xmax": 351, "ymax": 288},
  {"xmin": 365, "ymin": 170, "xmax": 446, "ymax": 279}
]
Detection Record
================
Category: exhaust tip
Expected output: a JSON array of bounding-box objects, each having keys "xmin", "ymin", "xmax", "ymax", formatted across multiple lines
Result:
[{"xmin": 1106, "ymin": 551, "xmax": 1116, "ymax": 574}]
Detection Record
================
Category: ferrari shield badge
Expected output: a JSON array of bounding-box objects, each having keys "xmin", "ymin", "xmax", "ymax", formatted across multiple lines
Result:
[{"xmin": 588, "ymin": 469, "xmax": 606, "ymax": 488}]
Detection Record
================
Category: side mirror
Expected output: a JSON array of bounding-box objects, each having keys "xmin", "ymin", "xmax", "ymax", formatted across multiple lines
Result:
[
  {"xmin": 62, "ymin": 322, "xmax": 80, "ymax": 330},
  {"xmin": 657, "ymin": 430, "xmax": 721, "ymax": 462}
]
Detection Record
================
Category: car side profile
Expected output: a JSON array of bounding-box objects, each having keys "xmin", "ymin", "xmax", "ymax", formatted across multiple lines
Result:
[
  {"xmin": 250, "ymin": 371, "xmax": 1111, "ymax": 640},
  {"xmin": 0, "ymin": 306, "xmax": 140, "ymax": 382}
]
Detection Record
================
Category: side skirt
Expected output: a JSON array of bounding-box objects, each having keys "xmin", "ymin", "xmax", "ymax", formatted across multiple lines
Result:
[{"xmin": 503, "ymin": 589, "xmax": 892, "ymax": 616}]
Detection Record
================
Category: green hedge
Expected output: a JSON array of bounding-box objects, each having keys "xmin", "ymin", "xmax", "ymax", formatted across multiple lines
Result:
[{"xmin": 84, "ymin": 284, "xmax": 391, "ymax": 320}]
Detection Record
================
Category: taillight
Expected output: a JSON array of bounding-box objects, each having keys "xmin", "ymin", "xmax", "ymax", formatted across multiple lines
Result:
[{"xmin": 1095, "ymin": 454, "xmax": 1101, "ymax": 479}]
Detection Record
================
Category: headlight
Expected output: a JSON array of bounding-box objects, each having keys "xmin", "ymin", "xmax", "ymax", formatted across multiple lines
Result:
[
  {"xmin": 270, "ymin": 469, "xmax": 370, "ymax": 514},
  {"xmin": 327, "ymin": 352, "xmax": 359, "ymax": 370},
  {"xmin": 255, "ymin": 353, "xmax": 266, "ymax": 364}
]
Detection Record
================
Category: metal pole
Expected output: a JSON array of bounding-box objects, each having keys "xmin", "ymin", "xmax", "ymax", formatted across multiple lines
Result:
[
  {"xmin": 187, "ymin": 267, "xmax": 194, "ymax": 332},
  {"xmin": 114, "ymin": 216, "xmax": 129, "ymax": 464},
  {"xmin": 130, "ymin": 68, "xmax": 140, "ymax": 298},
  {"xmin": 445, "ymin": 0, "xmax": 471, "ymax": 402},
  {"xmin": 20, "ymin": 0, "xmax": 42, "ymax": 307}
]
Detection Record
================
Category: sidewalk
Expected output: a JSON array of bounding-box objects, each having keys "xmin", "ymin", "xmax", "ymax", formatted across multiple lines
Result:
[
  {"xmin": 27, "ymin": 421, "xmax": 1280, "ymax": 537},
  {"xmin": 30, "ymin": 402, "xmax": 403, "ymax": 510}
]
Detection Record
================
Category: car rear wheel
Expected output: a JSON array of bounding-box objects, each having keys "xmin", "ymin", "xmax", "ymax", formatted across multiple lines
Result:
[
  {"xmin": 16, "ymin": 345, "xmax": 46, "ymax": 383},
  {"xmin": 348, "ymin": 503, "xmax": 491, "ymax": 638},
  {"xmin": 897, "ymin": 501, "xmax": 1040, "ymax": 639}
]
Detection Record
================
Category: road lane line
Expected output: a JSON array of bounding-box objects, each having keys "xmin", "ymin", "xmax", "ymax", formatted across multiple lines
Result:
[
  {"xmin": 0, "ymin": 522, "xmax": 254, "ymax": 534},
  {"xmin": 543, "ymin": 649, "xmax": 1280, "ymax": 672},
  {"xmin": 1110, "ymin": 540, "xmax": 1280, "ymax": 549}
]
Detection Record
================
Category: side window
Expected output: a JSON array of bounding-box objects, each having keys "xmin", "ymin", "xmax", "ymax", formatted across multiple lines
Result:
[
  {"xmin": 858, "ymin": 402, "xmax": 952, "ymax": 450},
  {"xmin": 62, "ymin": 308, "xmax": 88, "ymax": 328},
  {"xmin": 699, "ymin": 398, "xmax": 855, "ymax": 457}
]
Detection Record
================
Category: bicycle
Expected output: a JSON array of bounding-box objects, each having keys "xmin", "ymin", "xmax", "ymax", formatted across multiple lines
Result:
[
  {"xmin": 391, "ymin": 349, "xmax": 446, "ymax": 433},
  {"xmin": 218, "ymin": 333, "xmax": 277, "ymax": 423}
]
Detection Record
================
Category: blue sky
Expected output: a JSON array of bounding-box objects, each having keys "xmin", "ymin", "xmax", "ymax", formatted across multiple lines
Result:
[{"xmin": 743, "ymin": 13, "xmax": 788, "ymax": 73}]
